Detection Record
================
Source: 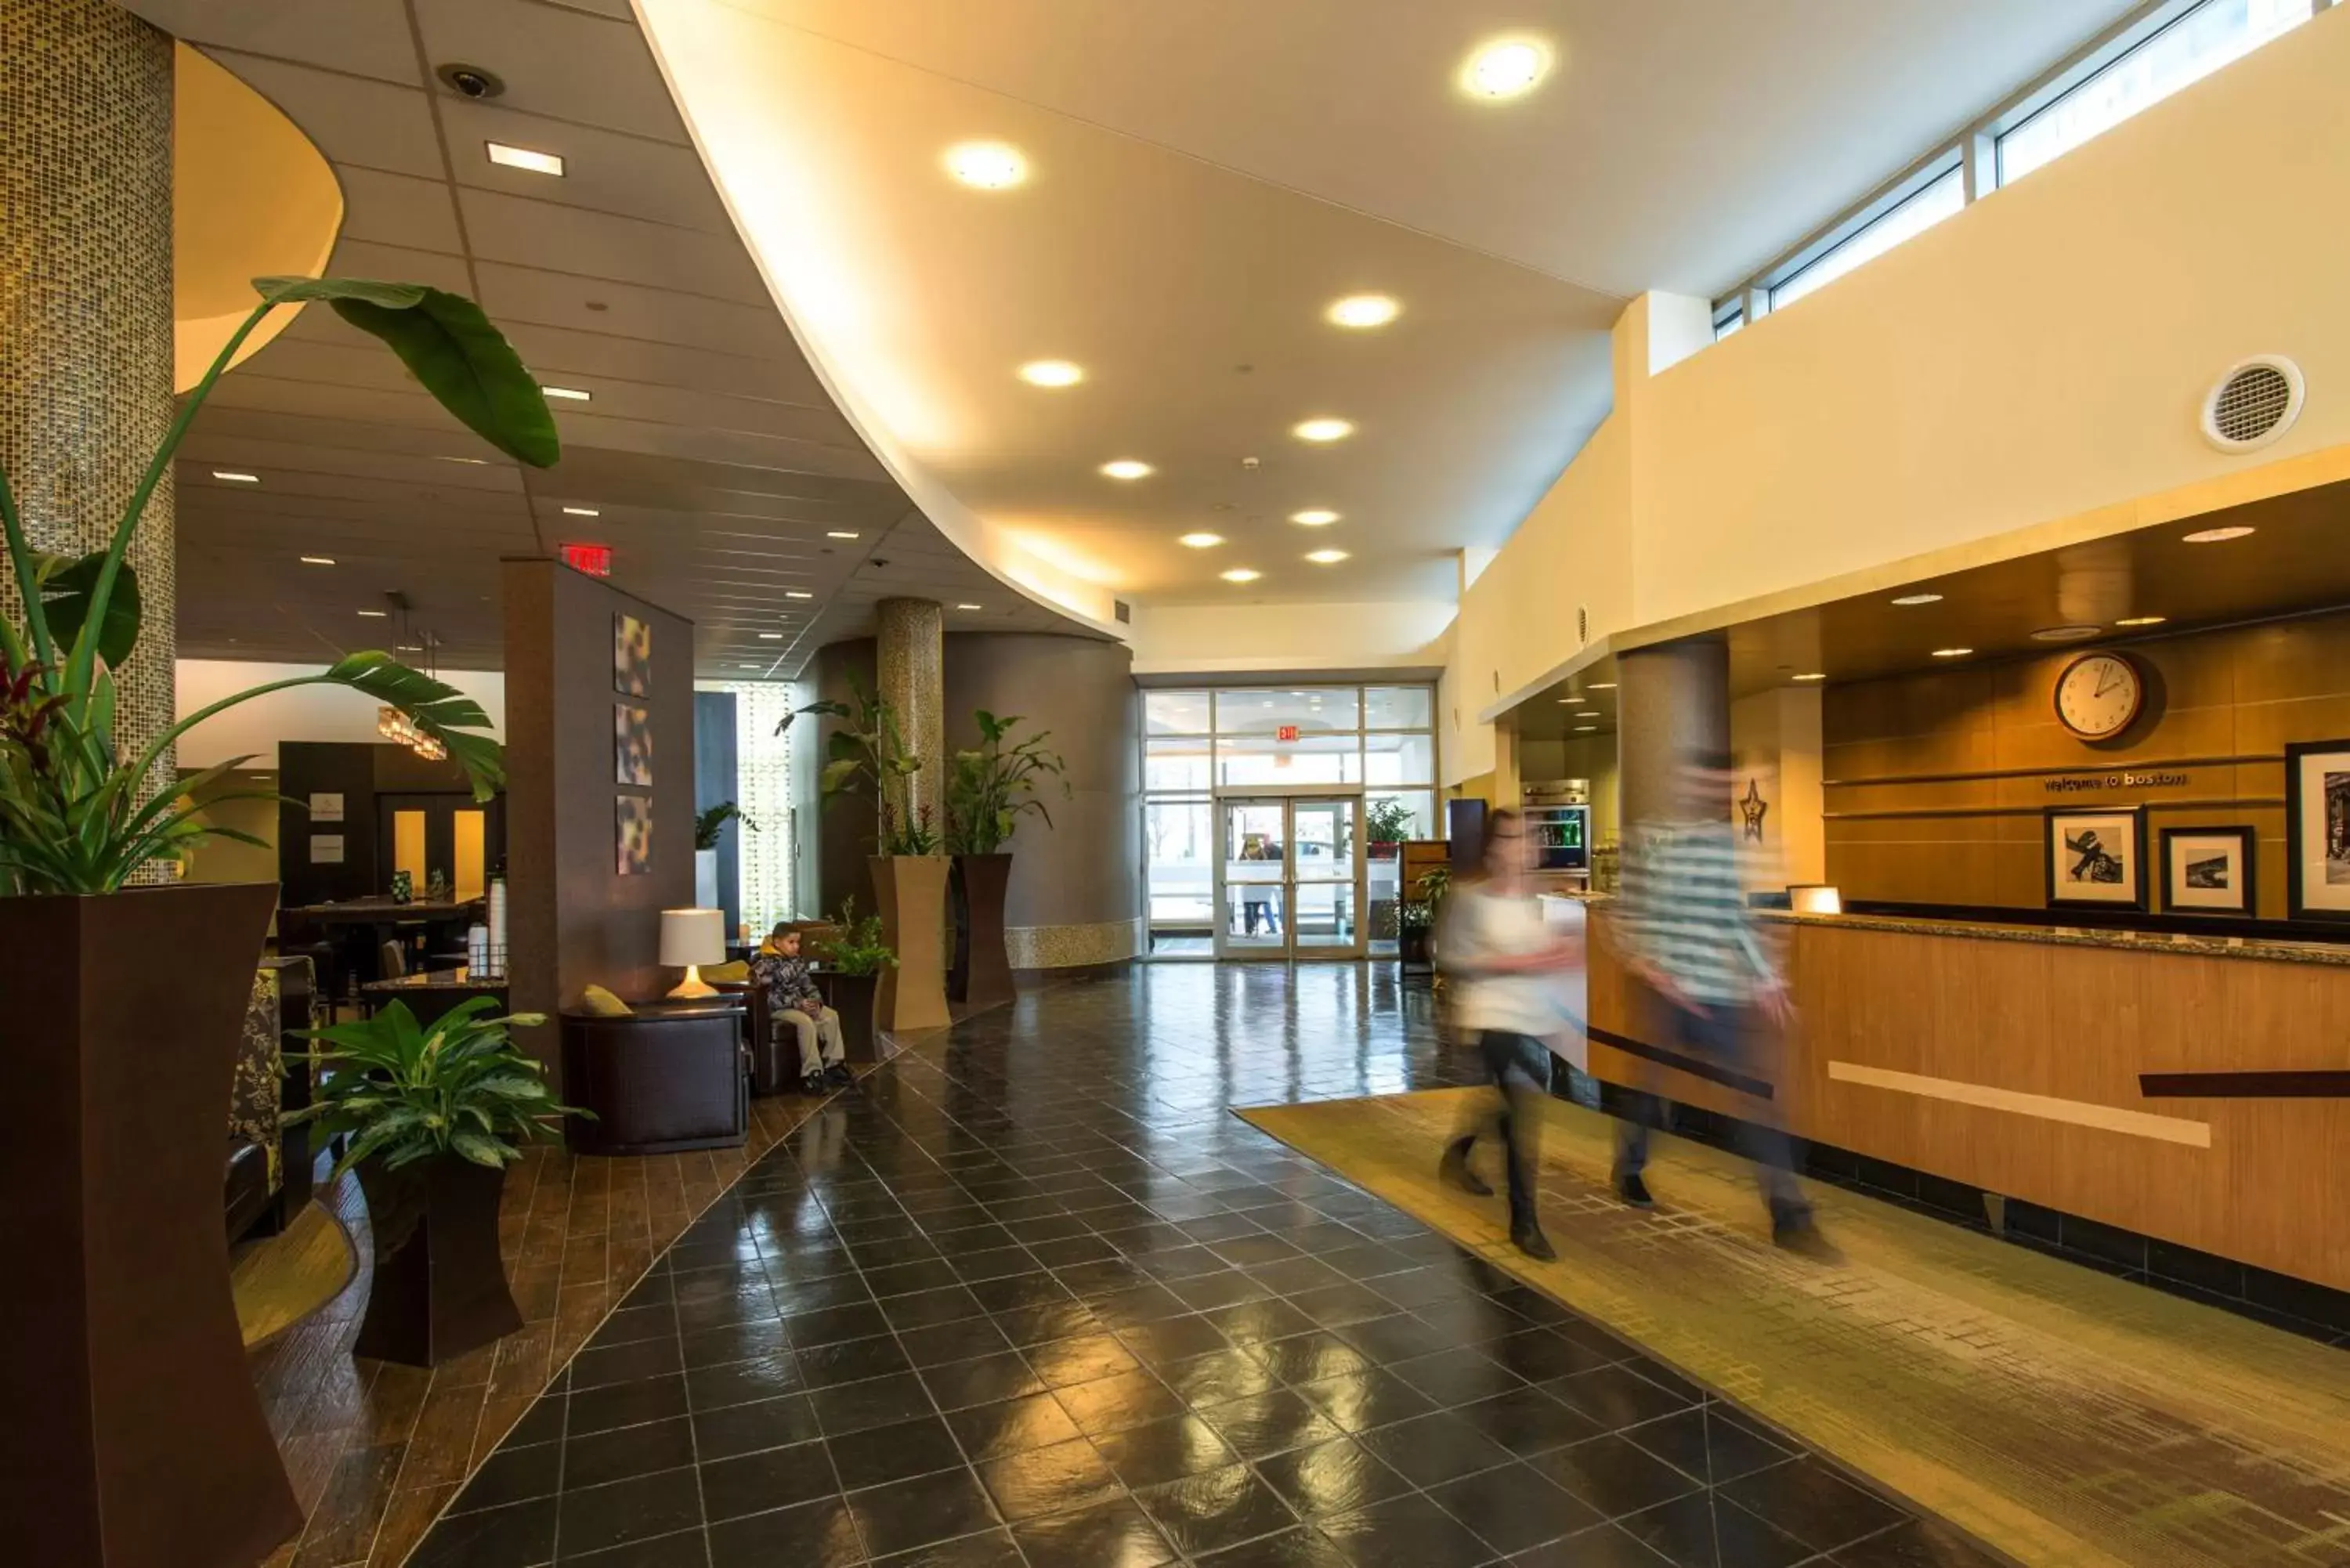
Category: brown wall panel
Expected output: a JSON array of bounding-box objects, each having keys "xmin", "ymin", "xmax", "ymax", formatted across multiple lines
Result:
[{"xmin": 1824, "ymin": 608, "xmax": 2350, "ymax": 915}]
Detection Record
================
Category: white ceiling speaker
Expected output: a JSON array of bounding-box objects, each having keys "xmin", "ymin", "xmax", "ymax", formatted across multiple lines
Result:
[{"xmin": 2200, "ymin": 356, "xmax": 2304, "ymax": 453}]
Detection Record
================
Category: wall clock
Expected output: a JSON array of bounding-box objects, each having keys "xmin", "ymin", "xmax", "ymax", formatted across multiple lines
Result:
[{"xmin": 2054, "ymin": 651, "xmax": 2144, "ymax": 740}]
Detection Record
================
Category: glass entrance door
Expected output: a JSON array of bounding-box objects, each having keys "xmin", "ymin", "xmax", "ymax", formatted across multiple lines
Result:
[{"xmin": 1213, "ymin": 793, "xmax": 1365, "ymax": 959}]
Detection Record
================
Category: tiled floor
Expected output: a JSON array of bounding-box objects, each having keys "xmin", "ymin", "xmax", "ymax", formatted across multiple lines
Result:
[{"xmin": 404, "ymin": 965, "xmax": 1997, "ymax": 1567}]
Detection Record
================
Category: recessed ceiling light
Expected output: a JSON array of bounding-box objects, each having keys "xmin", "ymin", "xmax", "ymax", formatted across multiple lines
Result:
[
  {"xmin": 1221, "ymin": 568, "xmax": 1262, "ymax": 583},
  {"xmin": 758, "ymin": 631, "xmax": 783, "ymax": 640},
  {"xmin": 1588, "ymin": 682, "xmax": 1616, "ymax": 690},
  {"xmin": 943, "ymin": 140, "xmax": 1026, "ymax": 190},
  {"xmin": 785, "ymin": 590, "xmax": 814, "ymax": 600},
  {"xmin": 2030, "ymin": 625, "xmax": 2103, "ymax": 642},
  {"xmin": 1101, "ymin": 459, "xmax": 1153, "ymax": 481},
  {"xmin": 541, "ymin": 385, "xmax": 591, "ymax": 402},
  {"xmin": 298, "ymin": 555, "xmax": 335, "ymax": 566},
  {"xmin": 212, "ymin": 470, "xmax": 259, "ymax": 483},
  {"xmin": 1305, "ymin": 549, "xmax": 1349, "ymax": 565},
  {"xmin": 1179, "ymin": 533, "xmax": 1224, "ymax": 548},
  {"xmin": 2116, "ymin": 615, "xmax": 2167, "ymax": 627},
  {"xmin": 486, "ymin": 142, "xmax": 564, "ymax": 176},
  {"xmin": 739, "ymin": 663, "xmax": 760, "ymax": 670},
  {"xmin": 1930, "ymin": 647, "xmax": 1973, "ymax": 658},
  {"xmin": 1292, "ymin": 417, "xmax": 1354, "ymax": 443},
  {"xmin": 1574, "ymin": 726, "xmax": 1598, "ymax": 734},
  {"xmin": 1891, "ymin": 592, "xmax": 1943, "ymax": 606},
  {"xmin": 1325, "ymin": 294, "xmax": 1400, "ymax": 330},
  {"xmin": 956, "ymin": 602, "xmax": 982, "ymax": 611},
  {"xmin": 395, "ymin": 643, "xmax": 424, "ymax": 652},
  {"xmin": 1018, "ymin": 360, "xmax": 1083, "ymax": 388},
  {"xmin": 356, "ymin": 609, "xmax": 389, "ymax": 618},
  {"xmin": 1793, "ymin": 672, "xmax": 1827, "ymax": 682},
  {"xmin": 562, "ymin": 505, "xmax": 599, "ymax": 517},
  {"xmin": 826, "ymin": 530, "xmax": 860, "ymax": 540},
  {"xmin": 1459, "ymin": 35, "xmax": 1553, "ymax": 100},
  {"xmin": 2184, "ymin": 526, "xmax": 2254, "ymax": 543},
  {"xmin": 1289, "ymin": 509, "xmax": 1340, "ymax": 527}
]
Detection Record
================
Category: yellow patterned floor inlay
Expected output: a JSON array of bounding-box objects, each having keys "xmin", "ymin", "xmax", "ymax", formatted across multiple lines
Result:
[
  {"xmin": 1237, "ymin": 1087, "xmax": 2350, "ymax": 1568},
  {"xmin": 232, "ymin": 1200, "xmax": 357, "ymax": 1349}
]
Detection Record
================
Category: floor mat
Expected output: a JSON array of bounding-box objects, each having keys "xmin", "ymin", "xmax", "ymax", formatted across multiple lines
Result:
[{"xmin": 1237, "ymin": 1086, "xmax": 2350, "ymax": 1568}]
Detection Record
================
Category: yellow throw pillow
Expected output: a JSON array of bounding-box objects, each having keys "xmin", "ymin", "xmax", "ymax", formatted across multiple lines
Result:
[
  {"xmin": 577, "ymin": 984, "xmax": 633, "ymax": 1017},
  {"xmin": 703, "ymin": 959, "xmax": 750, "ymax": 983}
]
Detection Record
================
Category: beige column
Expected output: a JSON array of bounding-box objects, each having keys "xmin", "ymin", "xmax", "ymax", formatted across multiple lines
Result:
[
  {"xmin": 876, "ymin": 598, "xmax": 945, "ymax": 843},
  {"xmin": 1617, "ymin": 637, "xmax": 1731, "ymax": 833},
  {"xmin": 0, "ymin": 0, "xmax": 177, "ymax": 778}
]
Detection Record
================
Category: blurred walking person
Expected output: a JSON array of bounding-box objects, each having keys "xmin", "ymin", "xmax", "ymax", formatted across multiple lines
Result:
[
  {"xmin": 1436, "ymin": 809, "xmax": 1582, "ymax": 1262},
  {"xmin": 1612, "ymin": 754, "xmax": 1825, "ymax": 1252}
]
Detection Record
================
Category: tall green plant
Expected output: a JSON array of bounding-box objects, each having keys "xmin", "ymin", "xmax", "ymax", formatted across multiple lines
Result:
[
  {"xmin": 1365, "ymin": 798, "xmax": 1415, "ymax": 845},
  {"xmin": 783, "ymin": 675, "xmax": 934, "ymax": 855},
  {"xmin": 811, "ymin": 895, "xmax": 896, "ymax": 977},
  {"xmin": 945, "ymin": 710, "xmax": 1069, "ymax": 854},
  {"xmin": 0, "ymin": 276, "xmax": 553, "ymax": 895},
  {"xmin": 289, "ymin": 997, "xmax": 584, "ymax": 1180},
  {"xmin": 694, "ymin": 800, "xmax": 757, "ymax": 852}
]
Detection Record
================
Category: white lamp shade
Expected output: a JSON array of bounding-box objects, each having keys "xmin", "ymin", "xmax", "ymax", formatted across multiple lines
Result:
[{"xmin": 659, "ymin": 907, "xmax": 726, "ymax": 966}]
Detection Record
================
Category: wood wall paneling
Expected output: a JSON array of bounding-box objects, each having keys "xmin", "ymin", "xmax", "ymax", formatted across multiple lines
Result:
[{"xmin": 1824, "ymin": 609, "xmax": 2350, "ymax": 918}]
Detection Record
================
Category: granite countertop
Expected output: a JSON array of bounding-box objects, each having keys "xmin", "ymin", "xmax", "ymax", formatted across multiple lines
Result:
[
  {"xmin": 1755, "ymin": 909, "xmax": 2350, "ymax": 968},
  {"xmin": 360, "ymin": 966, "xmax": 509, "ymax": 992}
]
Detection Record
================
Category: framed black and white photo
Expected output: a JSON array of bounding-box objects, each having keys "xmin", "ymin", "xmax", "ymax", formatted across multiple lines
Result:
[
  {"xmin": 2160, "ymin": 826, "xmax": 2254, "ymax": 916},
  {"xmin": 2044, "ymin": 807, "xmax": 2145, "ymax": 911},
  {"xmin": 2284, "ymin": 739, "xmax": 2350, "ymax": 922}
]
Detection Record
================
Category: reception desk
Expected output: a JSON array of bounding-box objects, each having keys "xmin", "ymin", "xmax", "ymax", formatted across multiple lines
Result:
[{"xmin": 1582, "ymin": 904, "xmax": 2350, "ymax": 1295}]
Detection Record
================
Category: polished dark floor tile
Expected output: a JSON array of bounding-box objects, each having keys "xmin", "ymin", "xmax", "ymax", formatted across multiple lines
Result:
[{"xmin": 408, "ymin": 969, "xmax": 1977, "ymax": 1568}]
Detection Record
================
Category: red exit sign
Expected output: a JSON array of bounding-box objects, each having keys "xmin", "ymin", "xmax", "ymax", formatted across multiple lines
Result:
[
  {"xmin": 559, "ymin": 542, "xmax": 612, "ymax": 576},
  {"xmin": 1275, "ymin": 724, "xmax": 1300, "ymax": 742}
]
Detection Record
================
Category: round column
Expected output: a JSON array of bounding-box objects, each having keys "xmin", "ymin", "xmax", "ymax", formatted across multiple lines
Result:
[
  {"xmin": 0, "ymin": 0, "xmax": 177, "ymax": 782},
  {"xmin": 876, "ymin": 598, "xmax": 945, "ymax": 841},
  {"xmin": 1617, "ymin": 637, "xmax": 1731, "ymax": 830}
]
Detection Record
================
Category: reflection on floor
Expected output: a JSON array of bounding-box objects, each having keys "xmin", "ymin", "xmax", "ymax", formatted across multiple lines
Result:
[
  {"xmin": 252, "ymin": 1091, "xmax": 831, "ymax": 1568},
  {"xmin": 405, "ymin": 966, "xmax": 1996, "ymax": 1566},
  {"xmin": 1242, "ymin": 1087, "xmax": 2350, "ymax": 1568},
  {"xmin": 234, "ymin": 1199, "xmax": 358, "ymax": 1349}
]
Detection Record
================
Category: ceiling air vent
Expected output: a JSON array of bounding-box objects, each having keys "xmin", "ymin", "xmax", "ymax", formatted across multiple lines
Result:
[
  {"xmin": 1578, "ymin": 605, "xmax": 1589, "ymax": 647},
  {"xmin": 1113, "ymin": 599, "xmax": 1131, "ymax": 624},
  {"xmin": 2201, "ymin": 356, "xmax": 2303, "ymax": 453}
]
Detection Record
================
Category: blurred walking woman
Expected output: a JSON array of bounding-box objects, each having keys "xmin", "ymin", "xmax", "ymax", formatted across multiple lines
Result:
[{"xmin": 1435, "ymin": 809, "xmax": 1582, "ymax": 1260}]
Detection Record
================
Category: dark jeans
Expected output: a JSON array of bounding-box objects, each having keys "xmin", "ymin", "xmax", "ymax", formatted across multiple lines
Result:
[
  {"xmin": 1613, "ymin": 999, "xmax": 1811, "ymax": 1225},
  {"xmin": 1459, "ymin": 1030, "xmax": 1553, "ymax": 1234}
]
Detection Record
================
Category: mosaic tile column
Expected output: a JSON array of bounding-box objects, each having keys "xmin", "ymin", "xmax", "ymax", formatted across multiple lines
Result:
[
  {"xmin": 1617, "ymin": 636, "xmax": 1730, "ymax": 833},
  {"xmin": 0, "ymin": 0, "xmax": 177, "ymax": 782},
  {"xmin": 877, "ymin": 597, "xmax": 945, "ymax": 844}
]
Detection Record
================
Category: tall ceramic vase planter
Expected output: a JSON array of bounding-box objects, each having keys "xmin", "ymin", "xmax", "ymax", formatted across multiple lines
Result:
[
  {"xmin": 354, "ymin": 1154, "xmax": 522, "ymax": 1367},
  {"xmin": 870, "ymin": 854, "xmax": 951, "ymax": 1032},
  {"xmin": 0, "ymin": 883, "xmax": 303, "ymax": 1568},
  {"xmin": 949, "ymin": 852, "xmax": 1016, "ymax": 1009}
]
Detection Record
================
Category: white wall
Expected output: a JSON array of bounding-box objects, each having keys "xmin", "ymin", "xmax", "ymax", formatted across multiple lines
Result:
[
  {"xmin": 1128, "ymin": 599, "xmax": 1454, "ymax": 678},
  {"xmin": 1448, "ymin": 8, "xmax": 2350, "ymax": 771},
  {"xmin": 175, "ymin": 659, "xmax": 506, "ymax": 768}
]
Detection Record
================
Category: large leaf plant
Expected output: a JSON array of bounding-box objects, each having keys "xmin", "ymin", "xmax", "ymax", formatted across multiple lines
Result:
[
  {"xmin": 945, "ymin": 710, "xmax": 1068, "ymax": 855},
  {"xmin": 0, "ymin": 276, "xmax": 556, "ymax": 895},
  {"xmin": 289, "ymin": 996, "xmax": 586, "ymax": 1180},
  {"xmin": 781, "ymin": 675, "xmax": 935, "ymax": 856}
]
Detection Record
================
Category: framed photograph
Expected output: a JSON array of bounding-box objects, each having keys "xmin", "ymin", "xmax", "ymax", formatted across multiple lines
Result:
[
  {"xmin": 2044, "ymin": 807, "xmax": 2146, "ymax": 911},
  {"xmin": 614, "ymin": 703, "xmax": 653, "ymax": 786},
  {"xmin": 2160, "ymin": 826, "xmax": 2254, "ymax": 916},
  {"xmin": 613, "ymin": 612, "xmax": 652, "ymax": 697},
  {"xmin": 616, "ymin": 796, "xmax": 653, "ymax": 876},
  {"xmin": 2284, "ymin": 738, "xmax": 2350, "ymax": 922}
]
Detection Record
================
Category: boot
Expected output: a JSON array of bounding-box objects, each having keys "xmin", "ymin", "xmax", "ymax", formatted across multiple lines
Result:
[{"xmin": 1438, "ymin": 1135, "xmax": 1493, "ymax": 1197}]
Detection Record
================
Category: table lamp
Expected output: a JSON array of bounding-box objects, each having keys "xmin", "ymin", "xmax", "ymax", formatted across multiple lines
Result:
[{"xmin": 659, "ymin": 907, "xmax": 726, "ymax": 999}]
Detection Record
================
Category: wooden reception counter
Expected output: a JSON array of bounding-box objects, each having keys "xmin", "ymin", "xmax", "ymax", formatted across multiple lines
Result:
[{"xmin": 1580, "ymin": 903, "xmax": 2350, "ymax": 1295}]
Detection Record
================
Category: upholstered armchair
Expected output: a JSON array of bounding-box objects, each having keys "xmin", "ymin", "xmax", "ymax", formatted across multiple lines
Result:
[{"xmin": 226, "ymin": 956, "xmax": 319, "ymax": 1241}]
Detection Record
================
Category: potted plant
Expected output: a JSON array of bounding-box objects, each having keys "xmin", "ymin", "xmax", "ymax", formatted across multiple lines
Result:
[
  {"xmin": 693, "ymin": 800, "xmax": 756, "ymax": 911},
  {"xmin": 785, "ymin": 677, "xmax": 948, "ymax": 1032},
  {"xmin": 291, "ymin": 999, "xmax": 583, "ymax": 1366},
  {"xmin": 809, "ymin": 896, "xmax": 895, "ymax": 1062},
  {"xmin": 945, "ymin": 710, "xmax": 1068, "ymax": 1007},
  {"xmin": 0, "ymin": 276, "xmax": 544, "ymax": 1568},
  {"xmin": 1401, "ymin": 865, "xmax": 1452, "ymax": 966},
  {"xmin": 1366, "ymin": 797, "xmax": 1415, "ymax": 862}
]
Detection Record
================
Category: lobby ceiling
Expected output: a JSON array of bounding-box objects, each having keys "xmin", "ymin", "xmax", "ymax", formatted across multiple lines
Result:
[
  {"xmin": 636, "ymin": 0, "xmax": 2136, "ymax": 608},
  {"xmin": 129, "ymin": 0, "xmax": 1099, "ymax": 675}
]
